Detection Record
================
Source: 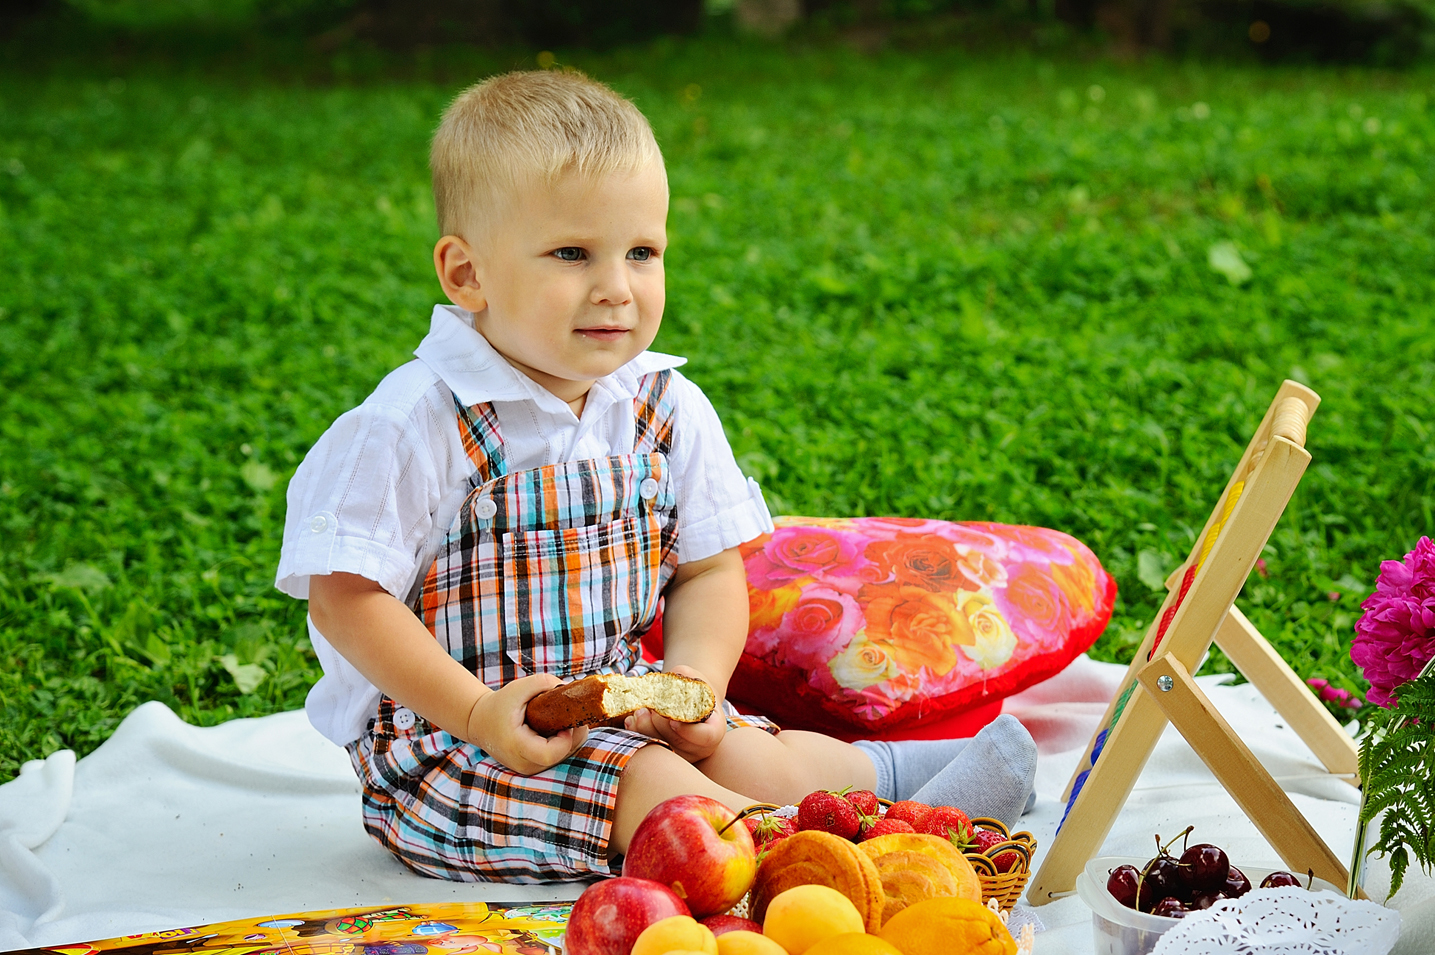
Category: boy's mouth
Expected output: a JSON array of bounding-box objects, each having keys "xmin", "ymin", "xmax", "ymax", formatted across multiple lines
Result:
[{"xmin": 575, "ymin": 327, "xmax": 630, "ymax": 342}]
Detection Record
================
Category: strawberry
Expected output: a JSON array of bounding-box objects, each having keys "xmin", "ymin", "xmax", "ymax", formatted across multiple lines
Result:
[
  {"xmin": 882, "ymin": 799, "xmax": 934, "ymax": 832},
  {"xmin": 797, "ymin": 790, "xmax": 861, "ymax": 840},
  {"xmin": 743, "ymin": 812, "xmax": 797, "ymax": 850},
  {"xmin": 942, "ymin": 824, "xmax": 977, "ymax": 853},
  {"xmin": 923, "ymin": 806, "xmax": 973, "ymax": 842},
  {"xmin": 969, "ymin": 828, "xmax": 1006, "ymax": 853},
  {"xmin": 968, "ymin": 827, "xmax": 1020, "ymax": 872},
  {"xmin": 859, "ymin": 818, "xmax": 916, "ymax": 841},
  {"xmin": 990, "ymin": 850, "xmax": 1021, "ymax": 873},
  {"xmin": 844, "ymin": 789, "xmax": 881, "ymax": 817}
]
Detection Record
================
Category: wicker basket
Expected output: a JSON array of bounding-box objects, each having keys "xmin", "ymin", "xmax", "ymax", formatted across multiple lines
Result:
[{"xmin": 961, "ymin": 817, "xmax": 1037, "ymax": 911}]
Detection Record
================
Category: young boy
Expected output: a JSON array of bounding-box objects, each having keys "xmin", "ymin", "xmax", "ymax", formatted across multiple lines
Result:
[{"xmin": 277, "ymin": 69, "xmax": 1036, "ymax": 883}]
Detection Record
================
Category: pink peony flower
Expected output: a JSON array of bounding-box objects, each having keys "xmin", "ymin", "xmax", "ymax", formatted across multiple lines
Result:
[{"xmin": 1351, "ymin": 537, "xmax": 1435, "ymax": 708}]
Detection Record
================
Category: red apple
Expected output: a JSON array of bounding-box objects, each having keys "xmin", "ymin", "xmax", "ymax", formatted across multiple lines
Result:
[
  {"xmin": 700, "ymin": 914, "xmax": 762, "ymax": 937},
  {"xmin": 563, "ymin": 876, "xmax": 690, "ymax": 955},
  {"xmin": 621, "ymin": 794, "xmax": 757, "ymax": 918}
]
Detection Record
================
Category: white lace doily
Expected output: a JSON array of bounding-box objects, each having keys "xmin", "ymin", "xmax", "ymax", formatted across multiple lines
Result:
[{"xmin": 1150, "ymin": 887, "xmax": 1402, "ymax": 955}]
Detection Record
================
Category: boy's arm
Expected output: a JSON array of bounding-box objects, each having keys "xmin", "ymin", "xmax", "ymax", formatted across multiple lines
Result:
[
  {"xmin": 626, "ymin": 547, "xmax": 749, "ymax": 762},
  {"xmin": 308, "ymin": 572, "xmax": 588, "ymax": 775}
]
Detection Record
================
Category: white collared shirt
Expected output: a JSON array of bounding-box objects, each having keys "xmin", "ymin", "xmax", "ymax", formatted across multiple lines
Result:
[{"xmin": 276, "ymin": 304, "xmax": 773, "ymax": 744}]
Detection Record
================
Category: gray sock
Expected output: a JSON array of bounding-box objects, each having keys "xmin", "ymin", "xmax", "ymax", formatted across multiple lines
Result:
[
  {"xmin": 853, "ymin": 738, "xmax": 972, "ymax": 802},
  {"xmin": 908, "ymin": 715, "xmax": 1037, "ymax": 829}
]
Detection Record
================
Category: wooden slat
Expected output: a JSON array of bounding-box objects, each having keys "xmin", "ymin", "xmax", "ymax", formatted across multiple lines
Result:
[
  {"xmin": 1155, "ymin": 435, "xmax": 1310, "ymax": 669},
  {"xmin": 1137, "ymin": 654, "xmax": 1354, "ymax": 894},
  {"xmin": 1214, "ymin": 606, "xmax": 1360, "ymax": 784},
  {"xmin": 1175, "ymin": 381, "xmax": 1318, "ymax": 589},
  {"xmin": 1026, "ymin": 681, "xmax": 1168, "ymax": 904}
]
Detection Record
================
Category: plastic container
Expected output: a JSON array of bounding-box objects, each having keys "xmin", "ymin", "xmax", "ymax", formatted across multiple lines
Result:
[{"xmin": 1075, "ymin": 855, "xmax": 1343, "ymax": 955}]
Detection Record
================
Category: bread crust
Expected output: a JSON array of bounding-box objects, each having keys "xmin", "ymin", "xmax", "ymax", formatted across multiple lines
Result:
[{"xmin": 525, "ymin": 672, "xmax": 716, "ymax": 736}]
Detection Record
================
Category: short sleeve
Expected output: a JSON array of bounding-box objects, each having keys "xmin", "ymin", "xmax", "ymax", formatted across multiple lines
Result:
[
  {"xmin": 665, "ymin": 372, "xmax": 775, "ymax": 563},
  {"xmin": 275, "ymin": 373, "xmax": 457, "ymax": 601}
]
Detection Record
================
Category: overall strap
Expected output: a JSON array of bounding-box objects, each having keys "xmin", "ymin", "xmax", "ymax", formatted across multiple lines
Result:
[
  {"xmin": 452, "ymin": 396, "xmax": 506, "ymax": 485},
  {"xmin": 454, "ymin": 369, "xmax": 673, "ymax": 483},
  {"xmin": 632, "ymin": 369, "xmax": 677, "ymax": 456}
]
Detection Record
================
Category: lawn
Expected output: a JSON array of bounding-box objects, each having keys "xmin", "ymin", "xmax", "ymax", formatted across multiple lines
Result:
[{"xmin": 1, "ymin": 32, "xmax": 1432, "ymax": 781}]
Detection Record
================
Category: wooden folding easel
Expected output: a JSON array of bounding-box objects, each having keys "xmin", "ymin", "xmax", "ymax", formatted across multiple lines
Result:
[{"xmin": 1028, "ymin": 381, "xmax": 1362, "ymax": 904}]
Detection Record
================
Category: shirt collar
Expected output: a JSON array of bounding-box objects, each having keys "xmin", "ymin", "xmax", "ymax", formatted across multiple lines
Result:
[{"xmin": 413, "ymin": 304, "xmax": 686, "ymax": 413}]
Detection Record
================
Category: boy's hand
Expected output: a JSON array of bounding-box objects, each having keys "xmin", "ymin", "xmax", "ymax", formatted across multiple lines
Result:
[
  {"xmin": 466, "ymin": 674, "xmax": 589, "ymax": 776},
  {"xmin": 623, "ymin": 666, "xmax": 725, "ymax": 763}
]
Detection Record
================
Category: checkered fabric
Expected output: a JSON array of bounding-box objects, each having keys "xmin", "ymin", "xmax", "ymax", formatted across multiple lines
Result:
[{"xmin": 348, "ymin": 370, "xmax": 776, "ymax": 882}]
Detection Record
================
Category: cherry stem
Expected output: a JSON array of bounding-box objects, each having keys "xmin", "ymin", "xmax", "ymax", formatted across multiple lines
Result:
[{"xmin": 1158, "ymin": 825, "xmax": 1196, "ymax": 857}]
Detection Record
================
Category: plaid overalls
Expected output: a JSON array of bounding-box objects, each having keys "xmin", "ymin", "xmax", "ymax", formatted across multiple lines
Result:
[{"xmin": 346, "ymin": 370, "xmax": 774, "ymax": 882}]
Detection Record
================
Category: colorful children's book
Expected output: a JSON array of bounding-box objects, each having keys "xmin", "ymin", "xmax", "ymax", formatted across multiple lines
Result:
[{"xmin": 12, "ymin": 902, "xmax": 572, "ymax": 955}]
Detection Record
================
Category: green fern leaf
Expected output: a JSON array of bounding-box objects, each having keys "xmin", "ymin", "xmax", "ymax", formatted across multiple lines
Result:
[{"xmin": 1358, "ymin": 668, "xmax": 1435, "ymax": 898}]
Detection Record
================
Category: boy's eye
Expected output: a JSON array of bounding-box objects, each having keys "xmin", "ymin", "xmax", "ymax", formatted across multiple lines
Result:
[
  {"xmin": 627, "ymin": 247, "xmax": 655, "ymax": 262},
  {"xmin": 552, "ymin": 247, "xmax": 584, "ymax": 262}
]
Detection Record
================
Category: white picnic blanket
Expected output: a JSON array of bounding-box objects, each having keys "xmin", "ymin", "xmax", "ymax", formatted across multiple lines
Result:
[{"xmin": 2, "ymin": 654, "xmax": 1432, "ymax": 953}]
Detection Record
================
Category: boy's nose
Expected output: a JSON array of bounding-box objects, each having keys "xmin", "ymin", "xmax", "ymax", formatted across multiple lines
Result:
[{"xmin": 589, "ymin": 261, "xmax": 633, "ymax": 307}]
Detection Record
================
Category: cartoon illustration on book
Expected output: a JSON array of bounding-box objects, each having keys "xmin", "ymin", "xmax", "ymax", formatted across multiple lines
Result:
[{"xmin": 25, "ymin": 903, "xmax": 572, "ymax": 955}]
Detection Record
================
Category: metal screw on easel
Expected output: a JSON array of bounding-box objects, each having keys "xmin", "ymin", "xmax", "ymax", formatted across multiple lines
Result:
[{"xmin": 1157, "ymin": 675, "xmax": 1174, "ymax": 692}]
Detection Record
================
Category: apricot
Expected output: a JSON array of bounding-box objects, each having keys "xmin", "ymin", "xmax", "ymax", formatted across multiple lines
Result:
[
  {"xmin": 713, "ymin": 930, "xmax": 788, "ymax": 955},
  {"xmin": 631, "ymin": 916, "xmax": 719, "ymax": 955},
  {"xmin": 761, "ymin": 884, "xmax": 866, "ymax": 955},
  {"xmin": 877, "ymin": 898, "xmax": 1015, "ymax": 955}
]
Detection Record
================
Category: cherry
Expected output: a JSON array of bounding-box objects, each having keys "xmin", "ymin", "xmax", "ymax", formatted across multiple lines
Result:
[
  {"xmin": 1189, "ymin": 889, "xmax": 1226, "ymax": 910},
  {"xmin": 1224, "ymin": 865, "xmax": 1252, "ymax": 898},
  {"xmin": 1261, "ymin": 870, "xmax": 1301, "ymax": 889},
  {"xmin": 1179, "ymin": 843, "xmax": 1230, "ymax": 892},
  {"xmin": 1140, "ymin": 855, "xmax": 1184, "ymax": 911},
  {"xmin": 1151, "ymin": 897, "xmax": 1187, "ymax": 918},
  {"xmin": 1107, "ymin": 865, "xmax": 1141, "ymax": 910}
]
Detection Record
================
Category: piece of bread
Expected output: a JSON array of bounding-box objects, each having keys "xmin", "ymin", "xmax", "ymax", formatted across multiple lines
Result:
[
  {"xmin": 749, "ymin": 830, "xmax": 886, "ymax": 933},
  {"xmin": 524, "ymin": 672, "xmax": 717, "ymax": 736}
]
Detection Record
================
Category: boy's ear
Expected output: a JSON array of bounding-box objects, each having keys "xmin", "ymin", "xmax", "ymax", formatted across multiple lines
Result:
[{"xmin": 434, "ymin": 235, "xmax": 487, "ymax": 313}]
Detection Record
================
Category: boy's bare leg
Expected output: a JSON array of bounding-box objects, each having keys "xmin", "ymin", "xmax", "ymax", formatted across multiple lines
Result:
[
  {"xmin": 610, "ymin": 729, "xmax": 877, "ymax": 855},
  {"xmin": 611, "ymin": 743, "xmax": 756, "ymax": 854},
  {"xmin": 696, "ymin": 728, "xmax": 878, "ymax": 805}
]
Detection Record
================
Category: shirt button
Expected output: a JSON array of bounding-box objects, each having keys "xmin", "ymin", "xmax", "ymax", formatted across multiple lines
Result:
[
  {"xmin": 474, "ymin": 498, "xmax": 498, "ymax": 520},
  {"xmin": 639, "ymin": 478, "xmax": 660, "ymax": 501},
  {"xmin": 309, "ymin": 515, "xmax": 327, "ymax": 533},
  {"xmin": 393, "ymin": 707, "xmax": 416, "ymax": 730}
]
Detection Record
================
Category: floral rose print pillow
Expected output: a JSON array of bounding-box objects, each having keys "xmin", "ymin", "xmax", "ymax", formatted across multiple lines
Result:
[{"xmin": 729, "ymin": 517, "xmax": 1116, "ymax": 735}]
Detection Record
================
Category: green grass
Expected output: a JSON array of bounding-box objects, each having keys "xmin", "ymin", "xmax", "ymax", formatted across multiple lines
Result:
[{"xmin": 2, "ymin": 35, "xmax": 1433, "ymax": 781}]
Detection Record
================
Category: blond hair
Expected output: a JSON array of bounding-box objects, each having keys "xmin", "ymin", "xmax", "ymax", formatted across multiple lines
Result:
[{"xmin": 431, "ymin": 70, "xmax": 664, "ymax": 238}]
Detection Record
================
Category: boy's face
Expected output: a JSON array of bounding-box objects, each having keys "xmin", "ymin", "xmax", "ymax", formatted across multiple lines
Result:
[{"xmin": 438, "ymin": 163, "xmax": 669, "ymax": 407}]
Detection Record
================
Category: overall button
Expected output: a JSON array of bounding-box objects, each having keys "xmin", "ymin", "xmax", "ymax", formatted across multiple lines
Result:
[
  {"xmin": 309, "ymin": 515, "xmax": 328, "ymax": 533},
  {"xmin": 474, "ymin": 498, "xmax": 498, "ymax": 520},
  {"xmin": 639, "ymin": 478, "xmax": 660, "ymax": 500},
  {"xmin": 392, "ymin": 707, "xmax": 416, "ymax": 730}
]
